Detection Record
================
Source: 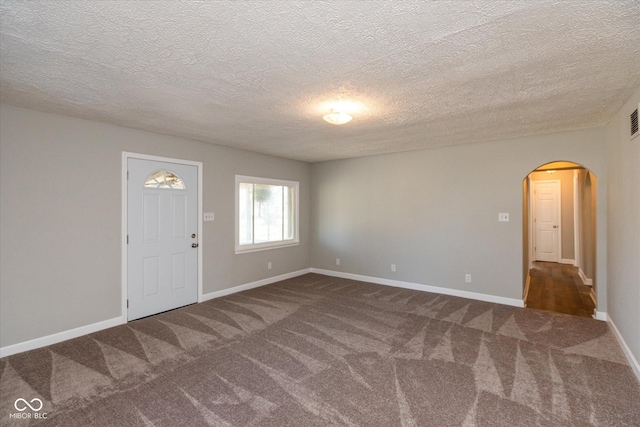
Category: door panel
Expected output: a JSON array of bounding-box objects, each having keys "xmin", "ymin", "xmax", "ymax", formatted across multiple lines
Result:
[
  {"xmin": 172, "ymin": 253, "xmax": 186, "ymax": 290},
  {"xmin": 172, "ymin": 194, "xmax": 187, "ymax": 239},
  {"xmin": 534, "ymin": 180, "xmax": 560, "ymax": 262},
  {"xmin": 128, "ymin": 159, "xmax": 198, "ymax": 321},
  {"xmin": 143, "ymin": 194, "xmax": 160, "ymax": 242},
  {"xmin": 143, "ymin": 257, "xmax": 159, "ymax": 296}
]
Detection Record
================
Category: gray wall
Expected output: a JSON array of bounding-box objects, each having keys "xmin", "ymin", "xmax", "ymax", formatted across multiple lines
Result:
[
  {"xmin": 2, "ymin": 100, "xmax": 630, "ymax": 363},
  {"xmin": 605, "ymin": 86, "xmax": 640, "ymax": 367},
  {"xmin": 311, "ymin": 127, "xmax": 608, "ymax": 305},
  {"xmin": 529, "ymin": 170, "xmax": 575, "ymax": 261},
  {"xmin": 0, "ymin": 105, "xmax": 311, "ymax": 348}
]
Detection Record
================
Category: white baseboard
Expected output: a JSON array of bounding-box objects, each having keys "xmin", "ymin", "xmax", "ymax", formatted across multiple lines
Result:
[
  {"xmin": 310, "ymin": 268, "xmax": 524, "ymax": 308},
  {"xmin": 0, "ymin": 317, "xmax": 124, "ymax": 358},
  {"xmin": 560, "ymin": 258, "xmax": 575, "ymax": 265},
  {"xmin": 201, "ymin": 268, "xmax": 312, "ymax": 302},
  {"xmin": 588, "ymin": 290, "xmax": 604, "ymax": 321},
  {"xmin": 579, "ymin": 268, "xmax": 593, "ymax": 286},
  {"xmin": 594, "ymin": 311, "xmax": 607, "ymax": 321},
  {"xmin": 1, "ymin": 269, "xmax": 312, "ymax": 358},
  {"xmin": 608, "ymin": 316, "xmax": 640, "ymax": 382}
]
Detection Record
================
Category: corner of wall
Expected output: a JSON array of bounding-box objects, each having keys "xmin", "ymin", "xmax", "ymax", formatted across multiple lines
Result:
[{"xmin": 605, "ymin": 86, "xmax": 640, "ymax": 376}]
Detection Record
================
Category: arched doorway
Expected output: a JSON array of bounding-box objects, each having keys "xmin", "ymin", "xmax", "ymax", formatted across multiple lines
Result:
[{"xmin": 522, "ymin": 161, "xmax": 597, "ymax": 317}]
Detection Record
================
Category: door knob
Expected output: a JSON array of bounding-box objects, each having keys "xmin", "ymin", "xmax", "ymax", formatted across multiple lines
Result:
[
  {"xmin": 191, "ymin": 234, "xmax": 196, "ymax": 238},
  {"xmin": 192, "ymin": 243, "xmax": 199, "ymax": 248},
  {"xmin": 553, "ymin": 225, "xmax": 557, "ymax": 228}
]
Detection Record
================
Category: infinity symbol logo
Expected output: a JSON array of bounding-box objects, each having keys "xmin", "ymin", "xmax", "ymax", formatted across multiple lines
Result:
[{"xmin": 14, "ymin": 398, "xmax": 43, "ymax": 412}]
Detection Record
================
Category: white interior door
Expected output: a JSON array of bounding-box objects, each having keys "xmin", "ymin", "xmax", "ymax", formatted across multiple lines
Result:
[
  {"xmin": 127, "ymin": 159, "xmax": 198, "ymax": 320},
  {"xmin": 533, "ymin": 180, "xmax": 560, "ymax": 262}
]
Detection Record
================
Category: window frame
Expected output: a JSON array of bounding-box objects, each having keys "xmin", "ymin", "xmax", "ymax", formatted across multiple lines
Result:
[{"xmin": 235, "ymin": 175, "xmax": 299, "ymax": 254}]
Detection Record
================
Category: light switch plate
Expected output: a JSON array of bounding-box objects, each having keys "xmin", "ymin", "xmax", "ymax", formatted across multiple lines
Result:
[
  {"xmin": 498, "ymin": 213, "xmax": 509, "ymax": 222},
  {"xmin": 204, "ymin": 212, "xmax": 215, "ymax": 221}
]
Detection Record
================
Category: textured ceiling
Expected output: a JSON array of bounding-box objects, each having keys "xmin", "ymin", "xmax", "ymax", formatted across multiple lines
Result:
[{"xmin": 1, "ymin": 1, "xmax": 639, "ymax": 162}]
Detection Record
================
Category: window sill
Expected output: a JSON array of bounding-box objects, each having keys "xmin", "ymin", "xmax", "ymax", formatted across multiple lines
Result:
[{"xmin": 235, "ymin": 241, "xmax": 299, "ymax": 254}]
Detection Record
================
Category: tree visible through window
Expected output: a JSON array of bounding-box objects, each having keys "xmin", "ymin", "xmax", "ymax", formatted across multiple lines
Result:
[
  {"xmin": 144, "ymin": 170, "xmax": 185, "ymax": 189},
  {"xmin": 236, "ymin": 176, "xmax": 298, "ymax": 253}
]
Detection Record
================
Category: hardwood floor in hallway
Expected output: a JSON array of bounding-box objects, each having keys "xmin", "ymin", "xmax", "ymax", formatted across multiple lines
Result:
[{"xmin": 525, "ymin": 261, "xmax": 595, "ymax": 317}]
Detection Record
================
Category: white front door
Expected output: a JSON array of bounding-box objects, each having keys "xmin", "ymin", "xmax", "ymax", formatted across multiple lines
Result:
[
  {"xmin": 533, "ymin": 180, "xmax": 560, "ymax": 262},
  {"xmin": 127, "ymin": 159, "xmax": 198, "ymax": 320}
]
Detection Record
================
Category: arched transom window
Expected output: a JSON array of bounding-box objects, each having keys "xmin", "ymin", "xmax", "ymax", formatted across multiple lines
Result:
[{"xmin": 144, "ymin": 170, "xmax": 185, "ymax": 189}]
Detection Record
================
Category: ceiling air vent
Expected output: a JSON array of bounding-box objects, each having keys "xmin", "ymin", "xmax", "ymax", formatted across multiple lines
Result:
[{"xmin": 631, "ymin": 103, "xmax": 639, "ymax": 140}]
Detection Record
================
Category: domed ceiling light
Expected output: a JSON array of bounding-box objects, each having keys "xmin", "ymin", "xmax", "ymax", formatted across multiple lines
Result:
[{"xmin": 322, "ymin": 109, "xmax": 353, "ymax": 125}]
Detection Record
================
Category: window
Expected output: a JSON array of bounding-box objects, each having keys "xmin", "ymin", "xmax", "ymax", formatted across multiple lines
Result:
[
  {"xmin": 236, "ymin": 175, "xmax": 299, "ymax": 253},
  {"xmin": 144, "ymin": 170, "xmax": 185, "ymax": 189}
]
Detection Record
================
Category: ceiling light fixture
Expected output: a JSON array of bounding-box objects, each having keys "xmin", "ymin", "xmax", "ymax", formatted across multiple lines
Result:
[{"xmin": 322, "ymin": 110, "xmax": 353, "ymax": 125}]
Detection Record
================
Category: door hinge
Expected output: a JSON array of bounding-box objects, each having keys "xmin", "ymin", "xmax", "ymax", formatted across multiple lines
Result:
[
  {"xmin": 127, "ymin": 235, "xmax": 129, "ymax": 244},
  {"xmin": 127, "ymin": 299, "xmax": 129, "ymax": 308},
  {"xmin": 127, "ymin": 171, "xmax": 129, "ymax": 180}
]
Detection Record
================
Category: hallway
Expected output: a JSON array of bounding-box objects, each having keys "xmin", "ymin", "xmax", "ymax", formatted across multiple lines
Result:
[{"xmin": 525, "ymin": 261, "xmax": 595, "ymax": 317}]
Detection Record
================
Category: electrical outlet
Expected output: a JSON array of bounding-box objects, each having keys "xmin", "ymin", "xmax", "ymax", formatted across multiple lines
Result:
[
  {"xmin": 268, "ymin": 262, "xmax": 272, "ymax": 270},
  {"xmin": 336, "ymin": 258, "xmax": 341, "ymax": 266},
  {"xmin": 465, "ymin": 274, "xmax": 472, "ymax": 283},
  {"xmin": 391, "ymin": 264, "xmax": 396, "ymax": 272},
  {"xmin": 204, "ymin": 212, "xmax": 215, "ymax": 221}
]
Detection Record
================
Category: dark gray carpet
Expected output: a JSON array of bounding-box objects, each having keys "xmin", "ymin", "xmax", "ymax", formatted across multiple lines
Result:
[{"xmin": 1, "ymin": 273, "xmax": 639, "ymax": 426}]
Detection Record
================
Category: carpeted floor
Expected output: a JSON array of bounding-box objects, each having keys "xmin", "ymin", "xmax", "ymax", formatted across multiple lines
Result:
[{"xmin": 1, "ymin": 273, "xmax": 639, "ymax": 426}]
